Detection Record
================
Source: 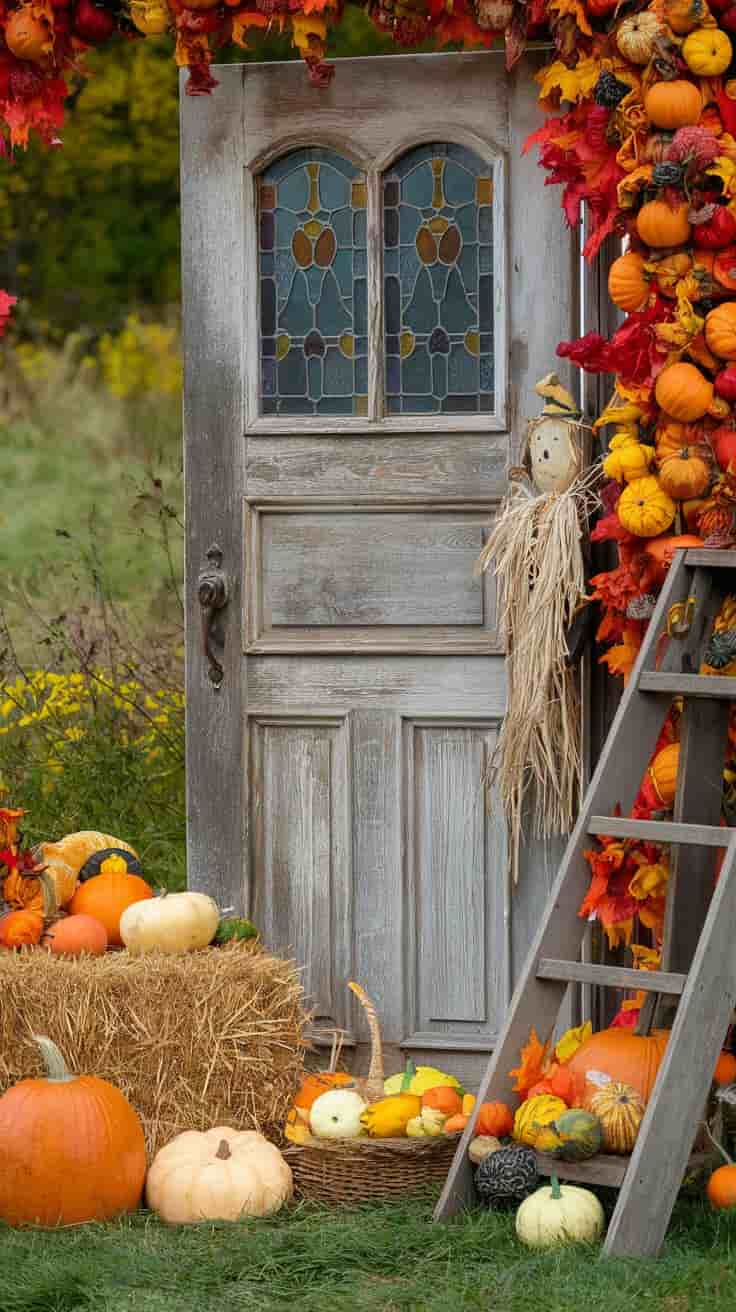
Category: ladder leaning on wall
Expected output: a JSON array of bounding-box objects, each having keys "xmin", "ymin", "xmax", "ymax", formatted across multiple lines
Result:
[{"xmin": 434, "ymin": 548, "xmax": 736, "ymax": 1259}]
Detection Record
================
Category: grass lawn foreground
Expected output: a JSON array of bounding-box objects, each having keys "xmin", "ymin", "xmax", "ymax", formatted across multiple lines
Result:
[{"xmin": 3, "ymin": 1196, "xmax": 736, "ymax": 1312}]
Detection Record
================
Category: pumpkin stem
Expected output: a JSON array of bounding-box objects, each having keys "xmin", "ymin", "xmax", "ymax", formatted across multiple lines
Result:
[
  {"xmin": 400, "ymin": 1057, "xmax": 416, "ymax": 1094},
  {"xmin": 31, "ymin": 1035, "xmax": 75, "ymax": 1083},
  {"xmin": 550, "ymin": 1174, "xmax": 562, "ymax": 1200},
  {"xmin": 216, "ymin": 1139, "xmax": 232, "ymax": 1160},
  {"xmin": 702, "ymin": 1117, "xmax": 734, "ymax": 1167}
]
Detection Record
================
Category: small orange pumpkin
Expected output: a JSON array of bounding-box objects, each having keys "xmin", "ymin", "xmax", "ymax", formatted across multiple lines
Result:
[
  {"xmin": 475, "ymin": 1101, "xmax": 514, "ymax": 1137},
  {"xmin": 714, "ymin": 1051, "xmax": 736, "ymax": 1085},
  {"xmin": 421, "ymin": 1085, "xmax": 463, "ymax": 1117},
  {"xmin": 638, "ymin": 199, "xmax": 691, "ymax": 249},
  {"xmin": 706, "ymin": 302, "xmax": 736, "ymax": 361},
  {"xmin": 649, "ymin": 742, "xmax": 680, "ymax": 808},
  {"xmin": 658, "ymin": 447, "xmax": 712, "ymax": 500},
  {"xmin": 68, "ymin": 855, "xmax": 153, "ymax": 947},
  {"xmin": 643, "ymin": 534, "xmax": 704, "ymax": 584},
  {"xmin": 443, "ymin": 1113, "xmax": 469, "ymax": 1133},
  {"xmin": 644, "ymin": 79, "xmax": 703, "ymax": 130},
  {"xmin": 655, "ymin": 362, "xmax": 714, "ymax": 422},
  {"xmin": 0, "ymin": 909, "xmax": 44, "ymax": 950},
  {"xmin": 707, "ymin": 1163, "xmax": 736, "ymax": 1208},
  {"xmin": 664, "ymin": 0, "xmax": 706, "ymax": 33},
  {"xmin": 4, "ymin": 6, "xmax": 53, "ymax": 63},
  {"xmin": 41, "ymin": 914, "xmax": 108, "ymax": 957},
  {"xmin": 608, "ymin": 252, "xmax": 650, "ymax": 313},
  {"xmin": 654, "ymin": 420, "xmax": 696, "ymax": 459}
]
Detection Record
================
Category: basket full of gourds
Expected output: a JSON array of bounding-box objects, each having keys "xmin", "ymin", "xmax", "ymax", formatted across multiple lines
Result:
[{"xmin": 283, "ymin": 982, "xmax": 472, "ymax": 1204}]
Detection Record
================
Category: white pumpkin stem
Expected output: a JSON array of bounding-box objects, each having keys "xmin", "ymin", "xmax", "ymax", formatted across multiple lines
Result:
[
  {"xmin": 32, "ymin": 1035, "xmax": 75, "ymax": 1083},
  {"xmin": 702, "ymin": 1117, "xmax": 734, "ymax": 1167},
  {"xmin": 550, "ymin": 1174, "xmax": 562, "ymax": 1200},
  {"xmin": 347, "ymin": 981, "xmax": 384, "ymax": 1100},
  {"xmin": 216, "ymin": 1139, "xmax": 232, "ymax": 1160}
]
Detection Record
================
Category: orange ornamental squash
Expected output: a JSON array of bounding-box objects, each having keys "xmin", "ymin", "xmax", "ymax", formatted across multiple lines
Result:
[
  {"xmin": 714, "ymin": 1051, "xmax": 736, "ymax": 1085},
  {"xmin": 41, "ymin": 914, "xmax": 108, "ymax": 957},
  {"xmin": 654, "ymin": 251, "xmax": 693, "ymax": 298},
  {"xmin": 658, "ymin": 447, "xmax": 712, "ymax": 500},
  {"xmin": 682, "ymin": 27, "xmax": 733, "ymax": 76},
  {"xmin": 644, "ymin": 79, "xmax": 703, "ymax": 130},
  {"xmin": 654, "ymin": 362, "xmax": 714, "ymax": 422},
  {"xmin": 68, "ymin": 855, "xmax": 153, "ymax": 947},
  {"xmin": 292, "ymin": 1070, "xmax": 355, "ymax": 1114},
  {"xmin": 664, "ymin": 0, "xmax": 707, "ymax": 33},
  {"xmin": 608, "ymin": 252, "xmax": 650, "ymax": 313},
  {"xmin": 643, "ymin": 534, "xmax": 704, "ymax": 584},
  {"xmin": 637, "ymin": 199, "xmax": 691, "ymax": 248},
  {"xmin": 475, "ymin": 1101, "xmax": 514, "ymax": 1137},
  {"xmin": 568, "ymin": 1028, "xmax": 669, "ymax": 1104},
  {"xmin": 421, "ymin": 1085, "xmax": 463, "ymax": 1117},
  {"xmin": 0, "ymin": 909, "xmax": 44, "ymax": 950},
  {"xmin": 706, "ymin": 303, "xmax": 736, "ymax": 361},
  {"xmin": 616, "ymin": 476, "xmax": 676, "ymax": 538},
  {"xmin": 4, "ymin": 6, "xmax": 52, "ymax": 63},
  {"xmin": 0, "ymin": 1036, "xmax": 147, "ymax": 1226},
  {"xmin": 648, "ymin": 742, "xmax": 680, "ymax": 807},
  {"xmin": 654, "ymin": 419, "xmax": 697, "ymax": 459}
]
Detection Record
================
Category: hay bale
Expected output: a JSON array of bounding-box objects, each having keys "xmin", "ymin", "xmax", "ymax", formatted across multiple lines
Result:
[{"xmin": 0, "ymin": 944, "xmax": 307, "ymax": 1156}]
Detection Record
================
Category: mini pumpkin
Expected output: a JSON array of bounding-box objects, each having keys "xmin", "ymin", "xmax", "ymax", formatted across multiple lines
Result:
[
  {"xmin": 617, "ymin": 11, "xmax": 662, "ymax": 64},
  {"xmin": 41, "ymin": 914, "xmax": 108, "ymax": 957},
  {"xmin": 146, "ymin": 1127, "xmax": 292, "ymax": 1222},
  {"xmin": 119, "ymin": 890, "xmax": 220, "ymax": 955},
  {"xmin": 516, "ymin": 1176, "xmax": 605, "ymax": 1248},
  {"xmin": 648, "ymin": 742, "xmax": 680, "ymax": 807},
  {"xmin": 4, "ymin": 6, "xmax": 53, "ymax": 63},
  {"xmin": 658, "ymin": 447, "xmax": 712, "ymax": 499},
  {"xmin": 0, "ymin": 1036, "xmax": 146, "ymax": 1226},
  {"xmin": 0, "ymin": 909, "xmax": 44, "ymax": 950},
  {"xmin": 616, "ymin": 476, "xmax": 676, "ymax": 538},
  {"xmin": 708, "ymin": 1164, "xmax": 736, "ymax": 1209},
  {"xmin": 637, "ymin": 199, "xmax": 691, "ymax": 249},
  {"xmin": 714, "ymin": 1051, "xmax": 736, "ymax": 1085},
  {"xmin": 421, "ymin": 1085, "xmax": 463, "ymax": 1117},
  {"xmin": 68, "ymin": 854, "xmax": 153, "ymax": 947},
  {"xmin": 475, "ymin": 1145, "xmax": 538, "ymax": 1208},
  {"xmin": 643, "ymin": 534, "xmax": 704, "ymax": 583},
  {"xmin": 309, "ymin": 1088, "xmax": 367, "ymax": 1139},
  {"xmin": 129, "ymin": 0, "xmax": 170, "ymax": 33},
  {"xmin": 468, "ymin": 1134, "xmax": 502, "ymax": 1164},
  {"xmin": 706, "ymin": 303, "xmax": 736, "ymax": 361},
  {"xmin": 644, "ymin": 79, "xmax": 702, "ymax": 130},
  {"xmin": 664, "ymin": 0, "xmax": 708, "ymax": 33},
  {"xmin": 608, "ymin": 252, "xmax": 650, "ymax": 313},
  {"xmin": 655, "ymin": 362, "xmax": 714, "ymax": 422},
  {"xmin": 475, "ymin": 1100, "xmax": 514, "ymax": 1138},
  {"xmin": 682, "ymin": 28, "xmax": 733, "ymax": 76},
  {"xmin": 588, "ymin": 1081, "xmax": 645, "ymax": 1153}
]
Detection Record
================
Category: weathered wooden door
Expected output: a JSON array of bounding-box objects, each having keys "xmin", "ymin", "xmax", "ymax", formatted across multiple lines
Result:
[{"xmin": 181, "ymin": 52, "xmax": 577, "ymax": 1082}]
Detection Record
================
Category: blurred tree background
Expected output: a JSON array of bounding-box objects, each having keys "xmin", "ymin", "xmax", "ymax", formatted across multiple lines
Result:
[{"xmin": 0, "ymin": 13, "xmax": 396, "ymax": 337}]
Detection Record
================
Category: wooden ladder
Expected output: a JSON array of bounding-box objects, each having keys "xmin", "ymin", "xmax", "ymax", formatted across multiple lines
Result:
[{"xmin": 435, "ymin": 548, "xmax": 736, "ymax": 1258}]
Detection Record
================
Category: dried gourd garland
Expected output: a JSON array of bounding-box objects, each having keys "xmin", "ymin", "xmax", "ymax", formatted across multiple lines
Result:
[{"xmin": 476, "ymin": 376, "xmax": 596, "ymax": 884}]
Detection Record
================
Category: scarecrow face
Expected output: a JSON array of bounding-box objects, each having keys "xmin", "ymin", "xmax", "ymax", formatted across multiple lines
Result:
[{"xmin": 528, "ymin": 416, "xmax": 580, "ymax": 495}]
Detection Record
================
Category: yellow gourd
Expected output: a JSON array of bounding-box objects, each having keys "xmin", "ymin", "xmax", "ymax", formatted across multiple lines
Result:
[
  {"xmin": 602, "ymin": 441, "xmax": 655, "ymax": 484},
  {"xmin": 616, "ymin": 476, "xmax": 676, "ymax": 538},
  {"xmin": 682, "ymin": 28, "xmax": 732, "ymax": 76},
  {"xmin": 513, "ymin": 1095, "xmax": 567, "ymax": 1148},
  {"xmin": 360, "ymin": 1093, "xmax": 422, "ymax": 1138},
  {"xmin": 383, "ymin": 1061, "xmax": 461, "ymax": 1096}
]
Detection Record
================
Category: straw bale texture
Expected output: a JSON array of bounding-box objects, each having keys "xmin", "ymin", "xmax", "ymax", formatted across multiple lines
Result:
[{"xmin": 0, "ymin": 944, "xmax": 307, "ymax": 1156}]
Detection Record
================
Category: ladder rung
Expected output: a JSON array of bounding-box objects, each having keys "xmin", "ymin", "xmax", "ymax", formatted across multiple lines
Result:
[
  {"xmin": 537, "ymin": 958, "xmax": 686, "ymax": 995},
  {"xmin": 639, "ymin": 672, "xmax": 736, "ymax": 700},
  {"xmin": 588, "ymin": 817, "xmax": 730, "ymax": 846},
  {"xmin": 684, "ymin": 549, "xmax": 736, "ymax": 568}
]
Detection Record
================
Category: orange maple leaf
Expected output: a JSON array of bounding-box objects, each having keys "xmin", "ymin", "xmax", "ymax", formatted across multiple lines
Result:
[{"xmin": 509, "ymin": 1027, "xmax": 549, "ymax": 1098}]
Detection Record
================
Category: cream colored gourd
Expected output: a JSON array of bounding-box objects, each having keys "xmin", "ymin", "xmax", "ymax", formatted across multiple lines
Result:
[
  {"xmin": 145, "ymin": 1127, "xmax": 292, "ymax": 1222},
  {"xmin": 309, "ymin": 1088, "xmax": 367, "ymax": 1139},
  {"xmin": 516, "ymin": 1176, "xmax": 605, "ymax": 1247},
  {"xmin": 119, "ymin": 890, "xmax": 220, "ymax": 954}
]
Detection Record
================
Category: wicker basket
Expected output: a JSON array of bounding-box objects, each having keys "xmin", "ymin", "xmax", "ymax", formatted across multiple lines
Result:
[{"xmin": 284, "ymin": 1132, "xmax": 461, "ymax": 1204}]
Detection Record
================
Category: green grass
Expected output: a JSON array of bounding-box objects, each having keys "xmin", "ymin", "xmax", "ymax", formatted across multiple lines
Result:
[{"xmin": 2, "ymin": 1198, "xmax": 736, "ymax": 1312}]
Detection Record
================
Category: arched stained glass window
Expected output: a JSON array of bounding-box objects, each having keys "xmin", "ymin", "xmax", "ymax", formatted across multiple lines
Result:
[
  {"xmin": 258, "ymin": 148, "xmax": 368, "ymax": 417},
  {"xmin": 383, "ymin": 143, "xmax": 494, "ymax": 416}
]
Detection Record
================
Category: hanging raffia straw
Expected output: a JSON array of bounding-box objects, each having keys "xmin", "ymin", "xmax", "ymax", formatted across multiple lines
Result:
[{"xmin": 476, "ymin": 469, "xmax": 598, "ymax": 884}]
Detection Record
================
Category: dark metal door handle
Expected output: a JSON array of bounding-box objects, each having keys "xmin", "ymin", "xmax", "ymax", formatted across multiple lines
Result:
[{"xmin": 197, "ymin": 544, "xmax": 230, "ymax": 688}]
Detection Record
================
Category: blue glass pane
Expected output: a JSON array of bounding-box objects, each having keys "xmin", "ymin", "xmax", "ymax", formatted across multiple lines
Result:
[
  {"xmin": 383, "ymin": 142, "xmax": 495, "ymax": 416},
  {"xmin": 258, "ymin": 148, "xmax": 367, "ymax": 416}
]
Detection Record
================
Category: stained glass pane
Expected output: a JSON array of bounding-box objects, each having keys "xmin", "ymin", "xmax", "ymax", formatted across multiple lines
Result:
[
  {"xmin": 258, "ymin": 148, "xmax": 368, "ymax": 417},
  {"xmin": 383, "ymin": 143, "xmax": 494, "ymax": 415}
]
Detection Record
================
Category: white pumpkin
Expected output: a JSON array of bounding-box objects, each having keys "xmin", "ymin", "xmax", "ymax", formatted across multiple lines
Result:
[
  {"xmin": 309, "ymin": 1088, "xmax": 367, "ymax": 1139},
  {"xmin": 119, "ymin": 890, "xmax": 220, "ymax": 954},
  {"xmin": 145, "ymin": 1126, "xmax": 293, "ymax": 1222},
  {"xmin": 516, "ymin": 1176, "xmax": 605, "ymax": 1248}
]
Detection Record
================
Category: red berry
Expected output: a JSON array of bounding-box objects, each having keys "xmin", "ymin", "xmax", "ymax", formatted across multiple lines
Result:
[{"xmin": 715, "ymin": 367, "xmax": 736, "ymax": 404}]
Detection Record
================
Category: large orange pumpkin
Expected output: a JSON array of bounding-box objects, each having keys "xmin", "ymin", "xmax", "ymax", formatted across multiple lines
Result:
[
  {"xmin": 637, "ymin": 199, "xmax": 691, "ymax": 248},
  {"xmin": 68, "ymin": 855, "xmax": 153, "ymax": 947},
  {"xmin": 0, "ymin": 1036, "xmax": 147, "ymax": 1226},
  {"xmin": 644, "ymin": 79, "xmax": 702, "ymax": 130},
  {"xmin": 654, "ymin": 362, "xmax": 714, "ymax": 422},
  {"xmin": 648, "ymin": 742, "xmax": 680, "ymax": 807},
  {"xmin": 568, "ymin": 1029, "xmax": 669, "ymax": 1104},
  {"xmin": 706, "ymin": 302, "xmax": 736, "ymax": 361},
  {"xmin": 658, "ymin": 448, "xmax": 712, "ymax": 500},
  {"xmin": 608, "ymin": 252, "xmax": 650, "ymax": 313}
]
